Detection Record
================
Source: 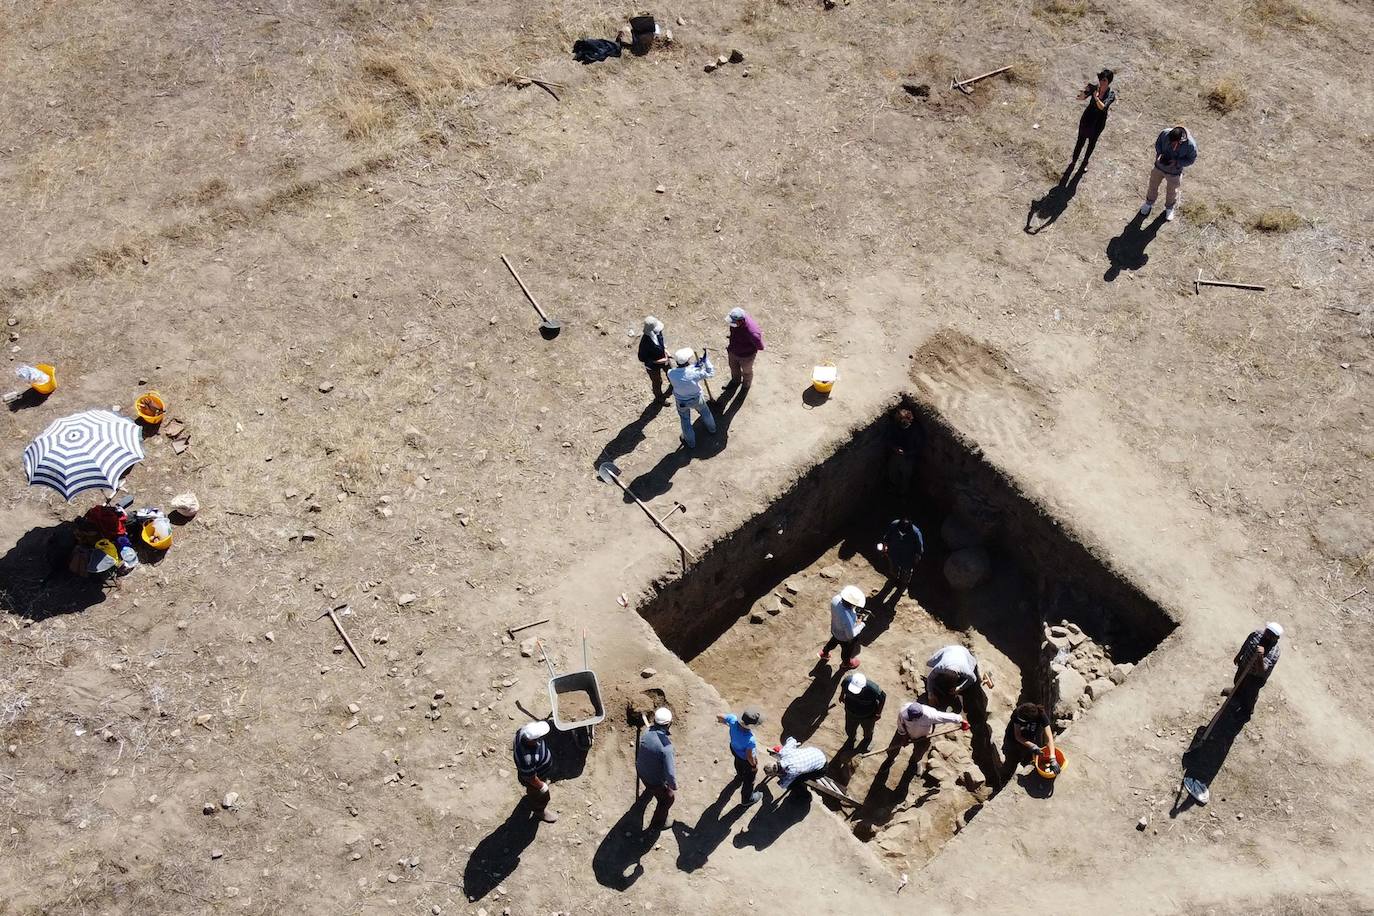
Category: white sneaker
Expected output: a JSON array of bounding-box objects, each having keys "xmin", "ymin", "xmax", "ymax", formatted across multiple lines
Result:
[
  {"xmin": 1164, "ymin": 206, "xmax": 1176, "ymax": 221},
  {"xmin": 1138, "ymin": 202, "xmax": 1153, "ymax": 216}
]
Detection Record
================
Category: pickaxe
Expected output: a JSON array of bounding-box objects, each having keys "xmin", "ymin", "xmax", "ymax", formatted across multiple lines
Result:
[
  {"xmin": 318, "ymin": 603, "xmax": 366, "ymax": 669},
  {"xmin": 1195, "ymin": 269, "xmax": 1266, "ymax": 295}
]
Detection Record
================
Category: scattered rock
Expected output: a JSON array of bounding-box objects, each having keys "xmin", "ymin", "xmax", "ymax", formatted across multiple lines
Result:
[
  {"xmin": 784, "ymin": 582, "xmax": 799, "ymax": 594},
  {"xmin": 222, "ymin": 791, "xmax": 239, "ymax": 809},
  {"xmin": 703, "ymin": 62, "xmax": 717, "ymax": 73},
  {"xmin": 640, "ymin": 667, "xmax": 656, "ymax": 679},
  {"xmin": 396, "ymin": 593, "xmax": 418, "ymax": 607},
  {"xmin": 943, "ymin": 546, "xmax": 991, "ymax": 590},
  {"xmin": 1086, "ymin": 678, "xmax": 1115, "ymax": 701},
  {"xmin": 1109, "ymin": 662, "xmax": 1134, "ymax": 685},
  {"xmin": 318, "ymin": 382, "xmax": 335, "ymax": 393},
  {"xmin": 655, "ymin": 184, "xmax": 666, "ymax": 194},
  {"xmin": 818, "ymin": 564, "xmax": 843, "ymax": 580},
  {"xmin": 203, "ymin": 802, "xmax": 216, "ymax": 815},
  {"xmin": 1053, "ymin": 668, "xmax": 1087, "ymax": 718},
  {"xmin": 520, "ymin": 638, "xmax": 538, "ymax": 658},
  {"xmin": 748, "ymin": 610, "xmax": 766, "ymax": 624},
  {"xmin": 210, "ymin": 848, "xmax": 224, "ymax": 859},
  {"xmin": 348, "ymin": 703, "xmax": 361, "ymax": 714},
  {"xmin": 1136, "ymin": 816, "xmax": 1148, "ymax": 831},
  {"xmin": 728, "ymin": 49, "xmax": 745, "ymax": 64}
]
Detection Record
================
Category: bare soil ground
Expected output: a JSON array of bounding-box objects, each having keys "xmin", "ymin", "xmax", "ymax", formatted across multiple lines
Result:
[{"xmin": 3, "ymin": 0, "xmax": 1373, "ymax": 913}]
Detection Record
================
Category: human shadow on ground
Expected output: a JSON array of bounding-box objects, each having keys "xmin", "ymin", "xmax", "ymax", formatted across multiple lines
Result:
[
  {"xmin": 592, "ymin": 793, "xmax": 659, "ymax": 891},
  {"xmin": 1104, "ymin": 211, "xmax": 1167, "ymax": 281},
  {"xmin": 1171, "ymin": 686, "xmax": 1259, "ymax": 817},
  {"xmin": 671, "ymin": 778, "xmax": 754, "ymax": 873},
  {"xmin": 781, "ymin": 661, "xmax": 842, "ymax": 742},
  {"xmin": 0, "ymin": 523, "xmax": 107, "ymax": 620},
  {"xmin": 849, "ymin": 747, "xmax": 938, "ymax": 835},
  {"xmin": 623, "ymin": 383, "xmax": 749, "ymax": 502},
  {"xmin": 592, "ymin": 399, "xmax": 668, "ymax": 472},
  {"xmin": 731, "ymin": 784, "xmax": 811, "ymax": 851},
  {"xmin": 544, "ymin": 727, "xmax": 591, "ymax": 782},
  {"xmin": 1024, "ymin": 166, "xmax": 1085, "ymax": 235},
  {"xmin": 462, "ymin": 801, "xmax": 543, "ymax": 901}
]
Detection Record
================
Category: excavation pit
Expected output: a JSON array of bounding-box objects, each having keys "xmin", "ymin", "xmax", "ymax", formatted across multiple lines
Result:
[{"xmin": 636, "ymin": 400, "xmax": 1177, "ymax": 869}]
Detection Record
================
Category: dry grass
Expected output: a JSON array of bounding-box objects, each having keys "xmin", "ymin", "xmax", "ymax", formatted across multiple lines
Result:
[
  {"xmin": 1206, "ymin": 78, "xmax": 1247, "ymax": 113},
  {"xmin": 335, "ymin": 93, "xmax": 393, "ymax": 140},
  {"xmin": 1252, "ymin": 207, "xmax": 1306, "ymax": 232},
  {"xmin": 360, "ymin": 46, "xmax": 499, "ymax": 107},
  {"xmin": 1180, "ymin": 199, "xmax": 1238, "ymax": 226},
  {"xmin": 1250, "ymin": 0, "xmax": 1320, "ymax": 28},
  {"xmin": 1033, "ymin": 0, "xmax": 1090, "ymax": 24},
  {"xmin": 1006, "ymin": 58, "xmax": 1044, "ymax": 87}
]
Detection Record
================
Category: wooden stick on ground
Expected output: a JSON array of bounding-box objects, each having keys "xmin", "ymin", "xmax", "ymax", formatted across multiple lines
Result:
[
  {"xmin": 951, "ymin": 65, "xmax": 1012, "ymax": 93},
  {"xmin": 320, "ymin": 603, "xmax": 366, "ymax": 669}
]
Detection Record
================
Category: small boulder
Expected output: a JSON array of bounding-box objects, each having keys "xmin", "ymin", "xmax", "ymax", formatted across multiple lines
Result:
[
  {"xmin": 1053, "ymin": 668, "xmax": 1087, "ymax": 718},
  {"xmin": 943, "ymin": 546, "xmax": 991, "ymax": 590},
  {"xmin": 748, "ymin": 610, "xmax": 766, "ymax": 624},
  {"xmin": 222, "ymin": 791, "xmax": 239, "ymax": 809},
  {"xmin": 1109, "ymin": 662, "xmax": 1134, "ymax": 685},
  {"xmin": 1086, "ymin": 678, "xmax": 1115, "ymax": 701},
  {"xmin": 728, "ymin": 49, "xmax": 745, "ymax": 64},
  {"xmin": 640, "ymin": 667, "xmax": 656, "ymax": 679},
  {"xmin": 318, "ymin": 382, "xmax": 335, "ymax": 393},
  {"xmin": 818, "ymin": 564, "xmax": 843, "ymax": 580},
  {"xmin": 519, "ymin": 638, "xmax": 538, "ymax": 658}
]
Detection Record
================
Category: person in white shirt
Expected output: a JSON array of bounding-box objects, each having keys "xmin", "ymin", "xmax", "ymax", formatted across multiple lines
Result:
[
  {"xmin": 925, "ymin": 644, "xmax": 1001, "ymax": 787},
  {"xmin": 666, "ymin": 348, "xmax": 716, "ymax": 449},
  {"xmin": 765, "ymin": 738, "xmax": 828, "ymax": 792},
  {"xmin": 883, "ymin": 701, "xmax": 967, "ymax": 771}
]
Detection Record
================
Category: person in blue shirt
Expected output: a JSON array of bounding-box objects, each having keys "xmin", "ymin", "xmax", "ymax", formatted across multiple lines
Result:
[
  {"xmin": 636, "ymin": 707, "xmax": 678, "ymax": 831},
  {"xmin": 716, "ymin": 707, "xmax": 765, "ymax": 806}
]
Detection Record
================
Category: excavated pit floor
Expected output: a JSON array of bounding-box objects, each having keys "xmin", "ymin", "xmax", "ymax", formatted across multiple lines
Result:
[{"xmin": 637, "ymin": 399, "xmax": 1177, "ymax": 871}]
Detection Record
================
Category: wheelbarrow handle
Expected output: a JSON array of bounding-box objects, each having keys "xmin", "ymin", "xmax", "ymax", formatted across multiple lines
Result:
[{"xmin": 537, "ymin": 638, "xmax": 557, "ymax": 679}]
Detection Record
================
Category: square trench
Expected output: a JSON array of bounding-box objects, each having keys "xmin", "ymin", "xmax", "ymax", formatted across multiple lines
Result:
[{"xmin": 635, "ymin": 398, "xmax": 1176, "ymax": 870}]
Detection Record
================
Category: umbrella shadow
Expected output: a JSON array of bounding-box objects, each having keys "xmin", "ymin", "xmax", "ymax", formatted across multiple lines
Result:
[
  {"xmin": 1024, "ymin": 167, "xmax": 1084, "ymax": 235},
  {"xmin": 622, "ymin": 385, "xmax": 749, "ymax": 502},
  {"xmin": 1104, "ymin": 211, "xmax": 1167, "ymax": 281},
  {"xmin": 0, "ymin": 523, "xmax": 108, "ymax": 620},
  {"xmin": 461, "ymin": 801, "xmax": 543, "ymax": 901}
]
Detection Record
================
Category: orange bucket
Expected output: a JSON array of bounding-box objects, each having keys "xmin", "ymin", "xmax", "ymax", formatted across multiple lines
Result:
[
  {"xmin": 1035, "ymin": 747, "xmax": 1067, "ymax": 779},
  {"xmin": 31, "ymin": 363, "xmax": 57, "ymax": 395},
  {"xmin": 135, "ymin": 391, "xmax": 167, "ymax": 425}
]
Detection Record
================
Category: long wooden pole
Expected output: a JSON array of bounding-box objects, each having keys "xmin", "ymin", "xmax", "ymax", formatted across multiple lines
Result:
[{"xmin": 604, "ymin": 469, "xmax": 697, "ymax": 559}]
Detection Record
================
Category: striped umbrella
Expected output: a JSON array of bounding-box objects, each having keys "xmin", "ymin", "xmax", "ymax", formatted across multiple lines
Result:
[{"xmin": 22, "ymin": 409, "xmax": 145, "ymax": 501}]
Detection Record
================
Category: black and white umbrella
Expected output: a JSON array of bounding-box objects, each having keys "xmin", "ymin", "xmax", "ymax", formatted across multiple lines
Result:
[{"xmin": 22, "ymin": 409, "xmax": 145, "ymax": 501}]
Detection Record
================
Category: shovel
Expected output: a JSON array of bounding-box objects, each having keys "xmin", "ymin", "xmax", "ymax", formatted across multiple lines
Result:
[{"xmin": 501, "ymin": 254, "xmax": 562, "ymax": 338}]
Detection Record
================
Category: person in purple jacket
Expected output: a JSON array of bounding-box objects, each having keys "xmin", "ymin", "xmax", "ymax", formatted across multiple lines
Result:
[{"xmin": 723, "ymin": 307, "xmax": 765, "ymax": 391}]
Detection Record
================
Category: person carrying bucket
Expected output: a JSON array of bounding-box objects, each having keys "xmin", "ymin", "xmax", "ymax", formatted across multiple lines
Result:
[
  {"xmin": 1000, "ymin": 702, "xmax": 1056, "ymax": 782},
  {"xmin": 667, "ymin": 348, "xmax": 717, "ymax": 449},
  {"xmin": 513, "ymin": 721, "xmax": 559, "ymax": 824}
]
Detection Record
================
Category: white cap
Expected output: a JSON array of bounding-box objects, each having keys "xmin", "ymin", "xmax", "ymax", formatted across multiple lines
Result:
[
  {"xmin": 521, "ymin": 720, "xmax": 550, "ymax": 740},
  {"xmin": 653, "ymin": 707, "xmax": 673, "ymax": 726},
  {"xmin": 846, "ymin": 672, "xmax": 867, "ymax": 694},
  {"xmin": 644, "ymin": 315, "xmax": 663, "ymax": 333},
  {"xmin": 673, "ymin": 347, "xmax": 695, "ymax": 366},
  {"xmin": 727, "ymin": 307, "xmax": 746, "ymax": 326},
  {"xmin": 840, "ymin": 585, "xmax": 866, "ymax": 608},
  {"xmin": 1264, "ymin": 622, "xmax": 1284, "ymax": 638}
]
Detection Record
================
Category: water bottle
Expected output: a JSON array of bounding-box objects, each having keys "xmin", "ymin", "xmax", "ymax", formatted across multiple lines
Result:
[{"xmin": 15, "ymin": 365, "xmax": 49, "ymax": 386}]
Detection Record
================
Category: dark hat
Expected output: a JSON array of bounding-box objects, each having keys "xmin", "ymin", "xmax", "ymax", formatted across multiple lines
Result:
[{"xmin": 741, "ymin": 707, "xmax": 764, "ymax": 726}]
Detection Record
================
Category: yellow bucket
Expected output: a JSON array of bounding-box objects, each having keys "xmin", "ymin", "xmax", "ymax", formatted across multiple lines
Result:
[
  {"xmin": 811, "ymin": 364, "xmax": 837, "ymax": 394},
  {"xmin": 141, "ymin": 521, "xmax": 173, "ymax": 551},
  {"xmin": 31, "ymin": 363, "xmax": 57, "ymax": 395},
  {"xmin": 1035, "ymin": 746, "xmax": 1067, "ymax": 780},
  {"xmin": 135, "ymin": 391, "xmax": 167, "ymax": 425}
]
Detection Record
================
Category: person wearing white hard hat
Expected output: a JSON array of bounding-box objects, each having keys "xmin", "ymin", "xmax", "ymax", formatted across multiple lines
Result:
[
  {"xmin": 1225, "ymin": 622, "xmax": 1283, "ymax": 721},
  {"xmin": 637, "ymin": 316, "xmax": 672, "ymax": 402},
  {"xmin": 636, "ymin": 707, "xmax": 677, "ymax": 830},
  {"xmin": 839, "ymin": 671, "xmax": 887, "ymax": 751},
  {"xmin": 512, "ymin": 720, "xmax": 558, "ymax": 823},
  {"xmin": 666, "ymin": 347, "xmax": 717, "ymax": 449},
  {"xmin": 820, "ymin": 585, "xmax": 869, "ymax": 669}
]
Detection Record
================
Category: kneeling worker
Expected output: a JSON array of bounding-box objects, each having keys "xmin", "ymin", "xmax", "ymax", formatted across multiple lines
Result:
[{"xmin": 766, "ymin": 738, "xmax": 828, "ymax": 795}]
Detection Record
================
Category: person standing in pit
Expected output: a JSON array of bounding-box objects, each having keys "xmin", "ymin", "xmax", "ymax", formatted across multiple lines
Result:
[
  {"xmin": 717, "ymin": 707, "xmax": 765, "ymax": 806},
  {"xmin": 638, "ymin": 315, "xmax": 672, "ymax": 402},
  {"xmin": 820, "ymin": 585, "xmax": 868, "ymax": 669},
  {"xmin": 512, "ymin": 720, "xmax": 559, "ymax": 824},
  {"xmin": 723, "ymin": 307, "xmax": 765, "ymax": 392},
  {"xmin": 884, "ymin": 699, "xmax": 968, "ymax": 773},
  {"xmin": 1000, "ymin": 701, "xmax": 1056, "ymax": 782},
  {"xmin": 876, "ymin": 514, "xmax": 924, "ymax": 603},
  {"xmin": 926, "ymin": 644, "xmax": 1002, "ymax": 786},
  {"xmin": 636, "ymin": 707, "xmax": 678, "ymax": 831},
  {"xmin": 1069, "ymin": 68, "xmax": 1116, "ymax": 173},
  {"xmin": 839, "ymin": 671, "xmax": 887, "ymax": 752}
]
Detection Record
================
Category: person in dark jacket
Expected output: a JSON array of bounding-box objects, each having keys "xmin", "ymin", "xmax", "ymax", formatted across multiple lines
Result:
[
  {"xmin": 886, "ymin": 408, "xmax": 924, "ymax": 500},
  {"xmin": 638, "ymin": 316, "xmax": 672, "ymax": 401},
  {"xmin": 1000, "ymin": 702, "xmax": 1055, "ymax": 782},
  {"xmin": 875, "ymin": 516, "xmax": 924, "ymax": 602},
  {"xmin": 636, "ymin": 707, "xmax": 677, "ymax": 830},
  {"xmin": 513, "ymin": 721, "xmax": 558, "ymax": 823},
  {"xmin": 1070, "ymin": 69, "xmax": 1116, "ymax": 173},
  {"xmin": 1139, "ymin": 125, "xmax": 1198, "ymax": 221},
  {"xmin": 839, "ymin": 671, "xmax": 887, "ymax": 751},
  {"xmin": 723, "ymin": 307, "xmax": 765, "ymax": 391},
  {"xmin": 1225, "ymin": 622, "xmax": 1282, "ymax": 722}
]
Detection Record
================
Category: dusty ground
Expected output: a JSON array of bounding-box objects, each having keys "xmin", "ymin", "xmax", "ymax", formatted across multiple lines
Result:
[{"xmin": 3, "ymin": 0, "xmax": 1373, "ymax": 913}]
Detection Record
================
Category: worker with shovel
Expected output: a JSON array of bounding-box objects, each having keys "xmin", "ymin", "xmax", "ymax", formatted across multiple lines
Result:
[
  {"xmin": 636, "ymin": 707, "xmax": 678, "ymax": 831},
  {"xmin": 1225, "ymin": 622, "xmax": 1283, "ymax": 721},
  {"xmin": 883, "ymin": 700, "xmax": 968, "ymax": 772},
  {"xmin": 513, "ymin": 721, "xmax": 559, "ymax": 824},
  {"xmin": 667, "ymin": 348, "xmax": 717, "ymax": 450}
]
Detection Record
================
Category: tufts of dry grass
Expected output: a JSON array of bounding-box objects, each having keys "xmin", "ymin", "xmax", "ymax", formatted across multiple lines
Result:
[
  {"xmin": 1180, "ymin": 199, "xmax": 1238, "ymax": 226},
  {"xmin": 1250, "ymin": 0, "xmax": 1320, "ymax": 28},
  {"xmin": 360, "ymin": 46, "xmax": 501, "ymax": 108},
  {"xmin": 335, "ymin": 93, "xmax": 393, "ymax": 140},
  {"xmin": 1205, "ymin": 78, "xmax": 1247, "ymax": 113},
  {"xmin": 1252, "ymin": 207, "xmax": 1306, "ymax": 232},
  {"xmin": 1033, "ymin": 0, "xmax": 1090, "ymax": 24}
]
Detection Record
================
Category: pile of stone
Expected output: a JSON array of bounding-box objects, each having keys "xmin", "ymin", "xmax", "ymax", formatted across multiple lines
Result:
[{"xmin": 1042, "ymin": 621, "xmax": 1133, "ymax": 729}]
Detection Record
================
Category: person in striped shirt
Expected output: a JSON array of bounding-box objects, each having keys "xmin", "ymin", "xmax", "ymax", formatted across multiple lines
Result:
[{"xmin": 512, "ymin": 721, "xmax": 558, "ymax": 824}]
